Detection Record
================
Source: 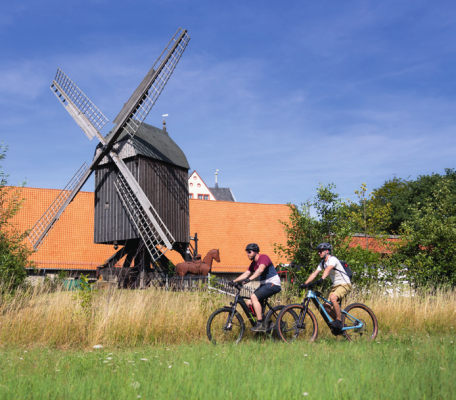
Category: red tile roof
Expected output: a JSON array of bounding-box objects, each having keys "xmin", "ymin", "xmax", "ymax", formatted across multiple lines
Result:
[{"xmin": 11, "ymin": 187, "xmax": 292, "ymax": 273}]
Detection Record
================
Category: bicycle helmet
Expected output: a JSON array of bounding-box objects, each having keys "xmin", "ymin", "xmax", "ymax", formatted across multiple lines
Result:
[
  {"xmin": 316, "ymin": 242, "xmax": 331, "ymax": 251},
  {"xmin": 245, "ymin": 243, "xmax": 260, "ymax": 253}
]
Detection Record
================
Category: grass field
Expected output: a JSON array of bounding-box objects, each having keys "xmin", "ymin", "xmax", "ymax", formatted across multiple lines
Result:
[
  {"xmin": 0, "ymin": 284, "xmax": 454, "ymax": 348},
  {"xmin": 0, "ymin": 284, "xmax": 454, "ymax": 398},
  {"xmin": 0, "ymin": 336, "xmax": 454, "ymax": 399}
]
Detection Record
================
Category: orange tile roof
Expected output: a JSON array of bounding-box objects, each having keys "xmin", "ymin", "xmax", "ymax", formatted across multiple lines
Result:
[
  {"xmin": 349, "ymin": 235, "xmax": 400, "ymax": 254},
  {"xmin": 10, "ymin": 187, "xmax": 292, "ymax": 273}
]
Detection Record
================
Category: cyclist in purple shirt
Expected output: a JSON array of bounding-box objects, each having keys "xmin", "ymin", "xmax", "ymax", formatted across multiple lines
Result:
[{"xmin": 231, "ymin": 243, "xmax": 282, "ymax": 332}]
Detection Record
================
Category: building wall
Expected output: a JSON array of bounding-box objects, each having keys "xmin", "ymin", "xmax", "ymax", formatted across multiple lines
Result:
[{"xmin": 188, "ymin": 171, "xmax": 216, "ymax": 201}]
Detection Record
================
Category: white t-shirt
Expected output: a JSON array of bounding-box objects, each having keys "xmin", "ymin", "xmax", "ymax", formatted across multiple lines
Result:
[{"xmin": 316, "ymin": 256, "xmax": 351, "ymax": 286}]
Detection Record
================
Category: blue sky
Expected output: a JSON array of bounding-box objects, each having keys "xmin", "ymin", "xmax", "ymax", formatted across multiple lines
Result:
[{"xmin": 1, "ymin": 0, "xmax": 455, "ymax": 205}]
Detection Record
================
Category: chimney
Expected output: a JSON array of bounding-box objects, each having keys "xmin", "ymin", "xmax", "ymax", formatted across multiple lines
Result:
[{"xmin": 215, "ymin": 169, "xmax": 219, "ymax": 188}]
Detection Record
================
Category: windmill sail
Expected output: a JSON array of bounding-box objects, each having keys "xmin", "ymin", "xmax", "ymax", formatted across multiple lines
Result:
[
  {"xmin": 115, "ymin": 173, "xmax": 174, "ymax": 262},
  {"xmin": 112, "ymin": 28, "xmax": 190, "ymax": 138},
  {"xmin": 28, "ymin": 163, "xmax": 90, "ymax": 250},
  {"xmin": 51, "ymin": 68, "xmax": 108, "ymax": 142}
]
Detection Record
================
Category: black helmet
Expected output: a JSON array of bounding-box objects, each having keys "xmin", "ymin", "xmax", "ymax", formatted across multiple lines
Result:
[
  {"xmin": 245, "ymin": 243, "xmax": 260, "ymax": 253},
  {"xmin": 316, "ymin": 242, "xmax": 331, "ymax": 251}
]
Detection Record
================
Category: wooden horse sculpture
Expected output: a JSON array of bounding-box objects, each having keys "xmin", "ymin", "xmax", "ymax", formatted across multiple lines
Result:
[{"xmin": 175, "ymin": 249, "xmax": 220, "ymax": 277}]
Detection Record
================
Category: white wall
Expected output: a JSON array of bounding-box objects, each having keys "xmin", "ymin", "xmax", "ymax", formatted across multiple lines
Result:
[{"xmin": 188, "ymin": 171, "xmax": 216, "ymax": 200}]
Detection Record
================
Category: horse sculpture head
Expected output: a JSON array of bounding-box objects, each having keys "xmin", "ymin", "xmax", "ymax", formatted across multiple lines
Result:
[{"xmin": 202, "ymin": 249, "xmax": 220, "ymax": 266}]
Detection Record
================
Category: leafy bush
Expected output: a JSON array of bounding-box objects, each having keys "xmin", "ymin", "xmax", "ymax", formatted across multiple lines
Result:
[{"xmin": 0, "ymin": 144, "xmax": 34, "ymax": 290}]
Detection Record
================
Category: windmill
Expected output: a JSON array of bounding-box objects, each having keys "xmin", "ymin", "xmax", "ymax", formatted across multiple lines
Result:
[{"xmin": 28, "ymin": 28, "xmax": 192, "ymax": 287}]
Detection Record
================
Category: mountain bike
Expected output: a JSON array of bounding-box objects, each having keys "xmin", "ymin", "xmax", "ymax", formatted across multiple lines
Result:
[
  {"xmin": 276, "ymin": 281, "xmax": 378, "ymax": 342},
  {"xmin": 206, "ymin": 282, "xmax": 284, "ymax": 344}
]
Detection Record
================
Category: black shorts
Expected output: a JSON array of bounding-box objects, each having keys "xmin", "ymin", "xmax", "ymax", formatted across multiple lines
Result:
[{"xmin": 253, "ymin": 283, "xmax": 281, "ymax": 304}]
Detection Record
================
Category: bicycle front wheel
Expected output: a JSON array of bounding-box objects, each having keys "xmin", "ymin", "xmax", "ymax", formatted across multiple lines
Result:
[
  {"xmin": 264, "ymin": 305, "xmax": 285, "ymax": 341},
  {"xmin": 342, "ymin": 303, "xmax": 378, "ymax": 342},
  {"xmin": 207, "ymin": 308, "xmax": 245, "ymax": 344},
  {"xmin": 276, "ymin": 304, "xmax": 318, "ymax": 343}
]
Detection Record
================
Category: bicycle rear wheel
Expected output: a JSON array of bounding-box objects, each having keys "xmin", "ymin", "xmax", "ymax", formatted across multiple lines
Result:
[
  {"xmin": 276, "ymin": 304, "xmax": 318, "ymax": 343},
  {"xmin": 342, "ymin": 303, "xmax": 378, "ymax": 342},
  {"xmin": 207, "ymin": 308, "xmax": 245, "ymax": 344}
]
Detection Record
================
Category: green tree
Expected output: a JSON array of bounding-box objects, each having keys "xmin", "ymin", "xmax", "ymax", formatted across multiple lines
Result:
[
  {"xmin": 368, "ymin": 170, "xmax": 456, "ymax": 234},
  {"xmin": 275, "ymin": 184, "xmax": 397, "ymax": 287},
  {"xmin": 347, "ymin": 183, "xmax": 392, "ymax": 239},
  {"xmin": 397, "ymin": 177, "xmax": 456, "ymax": 287},
  {"xmin": 0, "ymin": 145, "xmax": 34, "ymax": 289}
]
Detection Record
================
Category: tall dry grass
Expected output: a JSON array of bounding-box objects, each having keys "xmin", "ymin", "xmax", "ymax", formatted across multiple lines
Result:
[{"xmin": 0, "ymin": 282, "xmax": 454, "ymax": 348}]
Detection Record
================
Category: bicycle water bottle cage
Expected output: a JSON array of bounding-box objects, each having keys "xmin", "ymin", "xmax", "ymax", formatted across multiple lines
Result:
[{"xmin": 314, "ymin": 290, "xmax": 322, "ymax": 296}]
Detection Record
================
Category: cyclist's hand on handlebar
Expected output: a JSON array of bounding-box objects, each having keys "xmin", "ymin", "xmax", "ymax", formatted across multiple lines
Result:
[
  {"xmin": 227, "ymin": 281, "xmax": 236, "ymax": 287},
  {"xmin": 299, "ymin": 283, "xmax": 309, "ymax": 289},
  {"xmin": 241, "ymin": 278, "xmax": 250, "ymax": 285},
  {"xmin": 315, "ymin": 278, "xmax": 324, "ymax": 285}
]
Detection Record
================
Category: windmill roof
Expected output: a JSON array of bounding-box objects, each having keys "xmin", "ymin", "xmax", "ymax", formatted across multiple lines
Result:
[{"xmin": 98, "ymin": 123, "xmax": 190, "ymax": 170}]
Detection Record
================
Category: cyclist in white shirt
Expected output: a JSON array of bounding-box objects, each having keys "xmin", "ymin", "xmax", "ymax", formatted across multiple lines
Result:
[{"xmin": 302, "ymin": 242, "xmax": 352, "ymax": 331}]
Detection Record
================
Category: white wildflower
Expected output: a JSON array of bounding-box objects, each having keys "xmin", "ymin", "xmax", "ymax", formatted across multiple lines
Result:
[
  {"xmin": 303, "ymin": 393, "xmax": 308, "ymax": 396},
  {"xmin": 169, "ymin": 366, "xmax": 172, "ymax": 369},
  {"xmin": 93, "ymin": 345, "xmax": 103, "ymax": 349},
  {"xmin": 140, "ymin": 359, "xmax": 148, "ymax": 361},
  {"xmin": 131, "ymin": 381, "xmax": 140, "ymax": 390},
  {"xmin": 183, "ymin": 362, "xmax": 189, "ymax": 365}
]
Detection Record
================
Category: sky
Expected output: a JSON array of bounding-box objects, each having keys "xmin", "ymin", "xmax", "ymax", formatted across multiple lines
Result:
[{"xmin": 1, "ymin": 0, "xmax": 456, "ymax": 205}]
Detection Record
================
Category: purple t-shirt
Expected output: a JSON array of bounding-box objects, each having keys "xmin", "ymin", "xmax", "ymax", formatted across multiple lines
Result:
[{"xmin": 248, "ymin": 254, "xmax": 281, "ymax": 286}]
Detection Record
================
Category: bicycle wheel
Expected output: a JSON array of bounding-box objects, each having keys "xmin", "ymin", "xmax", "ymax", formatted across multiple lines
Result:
[
  {"xmin": 207, "ymin": 307, "xmax": 245, "ymax": 344},
  {"xmin": 276, "ymin": 304, "xmax": 318, "ymax": 343},
  {"xmin": 264, "ymin": 305, "xmax": 285, "ymax": 341},
  {"xmin": 342, "ymin": 303, "xmax": 378, "ymax": 342}
]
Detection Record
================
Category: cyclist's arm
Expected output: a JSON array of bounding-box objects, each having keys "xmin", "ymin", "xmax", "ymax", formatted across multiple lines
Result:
[
  {"xmin": 248, "ymin": 264, "xmax": 266, "ymax": 281},
  {"xmin": 321, "ymin": 264, "xmax": 335, "ymax": 280},
  {"xmin": 233, "ymin": 270, "xmax": 252, "ymax": 283},
  {"xmin": 304, "ymin": 268, "xmax": 320, "ymax": 285}
]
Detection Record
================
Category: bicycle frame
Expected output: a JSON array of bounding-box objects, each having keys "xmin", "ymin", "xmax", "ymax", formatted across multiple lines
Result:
[
  {"xmin": 298, "ymin": 289, "xmax": 364, "ymax": 332},
  {"xmin": 224, "ymin": 288, "xmax": 277, "ymax": 331}
]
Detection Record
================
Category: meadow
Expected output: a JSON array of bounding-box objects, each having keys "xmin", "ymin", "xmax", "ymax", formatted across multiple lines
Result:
[
  {"xmin": 0, "ymin": 283, "xmax": 454, "ymax": 398},
  {"xmin": 0, "ymin": 337, "xmax": 454, "ymax": 399}
]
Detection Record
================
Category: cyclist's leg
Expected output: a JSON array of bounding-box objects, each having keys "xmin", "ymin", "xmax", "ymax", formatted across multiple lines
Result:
[
  {"xmin": 329, "ymin": 285, "xmax": 352, "ymax": 322},
  {"xmin": 252, "ymin": 284, "xmax": 281, "ymax": 321}
]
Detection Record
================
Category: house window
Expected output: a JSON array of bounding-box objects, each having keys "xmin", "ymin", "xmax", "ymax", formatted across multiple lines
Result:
[
  {"xmin": 189, "ymin": 194, "xmax": 193, "ymax": 199},
  {"xmin": 198, "ymin": 194, "xmax": 203, "ymax": 199},
  {"xmin": 204, "ymin": 195, "xmax": 209, "ymax": 200}
]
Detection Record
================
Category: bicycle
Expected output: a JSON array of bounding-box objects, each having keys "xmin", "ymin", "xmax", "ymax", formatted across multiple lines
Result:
[
  {"xmin": 275, "ymin": 280, "xmax": 378, "ymax": 342},
  {"xmin": 206, "ymin": 282, "xmax": 284, "ymax": 344}
]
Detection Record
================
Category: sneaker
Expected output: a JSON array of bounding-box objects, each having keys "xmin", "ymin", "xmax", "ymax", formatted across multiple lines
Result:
[
  {"xmin": 329, "ymin": 319, "xmax": 343, "ymax": 330},
  {"xmin": 250, "ymin": 321, "xmax": 266, "ymax": 332}
]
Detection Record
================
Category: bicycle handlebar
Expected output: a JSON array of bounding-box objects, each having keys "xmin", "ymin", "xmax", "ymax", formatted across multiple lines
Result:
[{"xmin": 300, "ymin": 278, "xmax": 324, "ymax": 290}]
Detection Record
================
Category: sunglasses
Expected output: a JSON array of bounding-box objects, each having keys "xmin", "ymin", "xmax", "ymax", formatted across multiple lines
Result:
[
  {"xmin": 317, "ymin": 250, "xmax": 326, "ymax": 253},
  {"xmin": 246, "ymin": 250, "xmax": 254, "ymax": 254}
]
